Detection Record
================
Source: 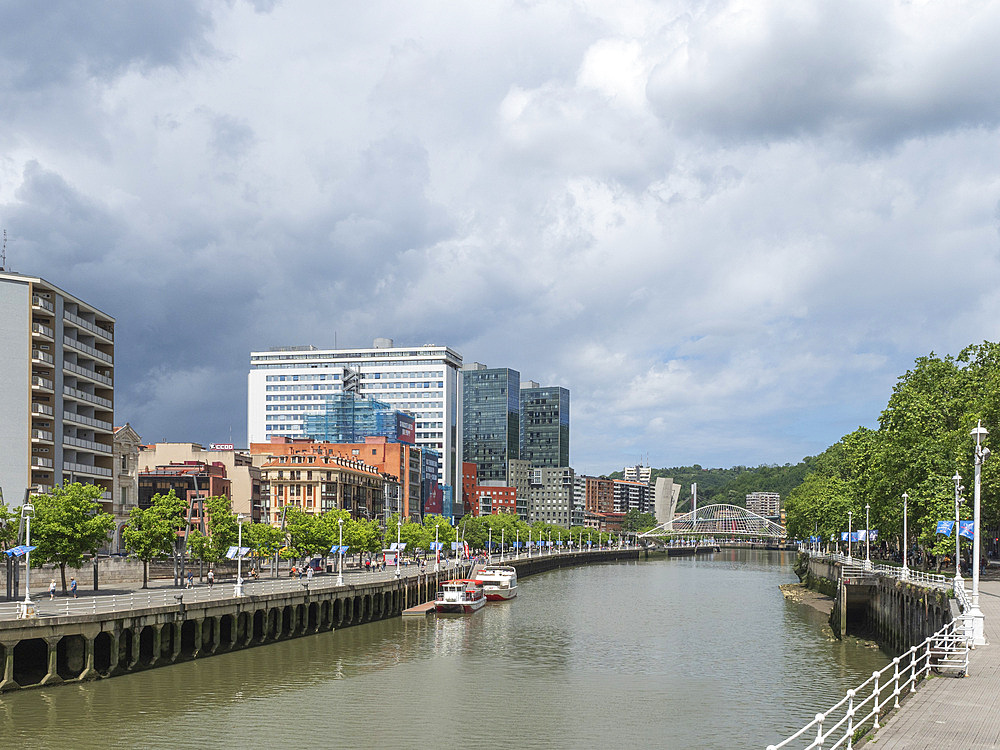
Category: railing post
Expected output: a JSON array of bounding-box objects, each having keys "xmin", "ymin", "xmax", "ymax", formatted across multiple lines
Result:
[
  {"xmin": 909, "ymin": 645, "xmax": 917, "ymax": 692},
  {"xmin": 892, "ymin": 657, "xmax": 900, "ymax": 709},
  {"xmin": 815, "ymin": 713, "xmax": 825, "ymax": 750},
  {"xmin": 845, "ymin": 690, "xmax": 855, "ymax": 750},
  {"xmin": 871, "ymin": 671, "xmax": 881, "ymax": 729}
]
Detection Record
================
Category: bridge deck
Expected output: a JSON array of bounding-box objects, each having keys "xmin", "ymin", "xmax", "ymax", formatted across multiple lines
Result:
[{"xmin": 865, "ymin": 580, "xmax": 1000, "ymax": 749}]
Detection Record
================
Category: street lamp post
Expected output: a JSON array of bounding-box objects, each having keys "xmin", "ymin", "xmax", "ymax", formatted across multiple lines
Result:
[
  {"xmin": 527, "ymin": 529, "xmax": 531, "ymax": 559},
  {"xmin": 434, "ymin": 524, "xmax": 440, "ymax": 573},
  {"xmin": 516, "ymin": 528, "xmax": 519, "ymax": 560},
  {"xmin": 395, "ymin": 518, "xmax": 402, "ymax": 579},
  {"xmin": 969, "ymin": 422, "xmax": 989, "ymax": 645},
  {"xmin": 16, "ymin": 501, "xmax": 36, "ymax": 620},
  {"xmin": 953, "ymin": 473, "xmax": 964, "ymax": 590},
  {"xmin": 847, "ymin": 510, "xmax": 853, "ymax": 561},
  {"xmin": 234, "ymin": 514, "xmax": 246, "ymax": 597},
  {"xmin": 488, "ymin": 527, "xmax": 493, "ymax": 562},
  {"xmin": 901, "ymin": 492, "xmax": 909, "ymax": 581},
  {"xmin": 500, "ymin": 528, "xmax": 505, "ymax": 563},
  {"xmin": 865, "ymin": 503, "xmax": 871, "ymax": 568},
  {"xmin": 548, "ymin": 530, "xmax": 552, "ymax": 555},
  {"xmin": 337, "ymin": 516, "xmax": 344, "ymax": 586}
]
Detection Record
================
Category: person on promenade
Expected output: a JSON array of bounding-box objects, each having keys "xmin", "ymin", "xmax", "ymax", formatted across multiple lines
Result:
[
  {"xmin": 208, "ymin": 569, "xmax": 215, "ymax": 587},
  {"xmin": 186, "ymin": 571, "xmax": 194, "ymax": 589},
  {"xmin": 306, "ymin": 565, "xmax": 313, "ymax": 581},
  {"xmin": 49, "ymin": 579, "xmax": 57, "ymax": 599},
  {"xmin": 70, "ymin": 577, "xmax": 78, "ymax": 598}
]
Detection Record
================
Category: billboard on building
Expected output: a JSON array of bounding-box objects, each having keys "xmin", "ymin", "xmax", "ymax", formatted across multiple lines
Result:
[{"xmin": 396, "ymin": 413, "xmax": 416, "ymax": 444}]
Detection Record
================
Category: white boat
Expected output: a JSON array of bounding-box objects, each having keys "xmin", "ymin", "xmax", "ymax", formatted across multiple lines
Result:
[
  {"xmin": 434, "ymin": 579, "xmax": 486, "ymax": 613},
  {"xmin": 477, "ymin": 565, "xmax": 518, "ymax": 601}
]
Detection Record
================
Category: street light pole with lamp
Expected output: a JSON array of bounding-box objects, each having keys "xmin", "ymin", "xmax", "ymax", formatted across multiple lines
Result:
[
  {"xmin": 395, "ymin": 518, "xmax": 402, "ymax": 579},
  {"xmin": 234, "ymin": 514, "xmax": 246, "ymax": 597},
  {"xmin": 953, "ymin": 473, "xmax": 965, "ymax": 590},
  {"xmin": 969, "ymin": 422, "xmax": 989, "ymax": 645},
  {"xmin": 434, "ymin": 524, "xmax": 440, "ymax": 573},
  {"xmin": 864, "ymin": 503, "xmax": 871, "ymax": 568},
  {"xmin": 16, "ymin": 499, "xmax": 36, "ymax": 620},
  {"xmin": 847, "ymin": 510, "xmax": 853, "ymax": 561},
  {"xmin": 901, "ymin": 492, "xmax": 909, "ymax": 581},
  {"xmin": 337, "ymin": 516, "xmax": 344, "ymax": 586}
]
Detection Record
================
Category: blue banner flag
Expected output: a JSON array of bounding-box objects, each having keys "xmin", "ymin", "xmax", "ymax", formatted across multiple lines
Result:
[
  {"xmin": 959, "ymin": 520, "xmax": 975, "ymax": 539},
  {"xmin": 429, "ymin": 542, "xmax": 443, "ymax": 551},
  {"xmin": 555, "ymin": 541, "xmax": 564, "ymax": 546},
  {"xmin": 450, "ymin": 542, "xmax": 462, "ymax": 550},
  {"xmin": 840, "ymin": 532, "xmax": 849, "ymax": 541},
  {"xmin": 3, "ymin": 544, "xmax": 36, "ymax": 558},
  {"xmin": 936, "ymin": 520, "xmax": 954, "ymax": 536}
]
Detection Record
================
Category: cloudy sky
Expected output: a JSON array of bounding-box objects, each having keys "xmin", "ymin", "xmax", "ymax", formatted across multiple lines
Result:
[{"xmin": 4, "ymin": 0, "xmax": 1000, "ymax": 476}]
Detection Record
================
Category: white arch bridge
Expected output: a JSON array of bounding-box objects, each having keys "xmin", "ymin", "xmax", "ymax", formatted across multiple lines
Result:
[{"xmin": 639, "ymin": 504, "xmax": 787, "ymax": 541}]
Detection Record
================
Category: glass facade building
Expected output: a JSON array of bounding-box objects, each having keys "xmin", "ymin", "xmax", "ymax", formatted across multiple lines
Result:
[
  {"xmin": 520, "ymin": 385, "xmax": 570, "ymax": 468},
  {"xmin": 302, "ymin": 392, "xmax": 414, "ymax": 444},
  {"xmin": 462, "ymin": 366, "xmax": 520, "ymax": 483}
]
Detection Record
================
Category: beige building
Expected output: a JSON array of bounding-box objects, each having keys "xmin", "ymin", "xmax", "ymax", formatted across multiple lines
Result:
[
  {"xmin": 138, "ymin": 442, "xmax": 263, "ymax": 520},
  {"xmin": 112, "ymin": 423, "xmax": 142, "ymax": 550},
  {"xmin": 746, "ymin": 491, "xmax": 781, "ymax": 518},
  {"xmin": 260, "ymin": 449, "xmax": 386, "ymax": 521}
]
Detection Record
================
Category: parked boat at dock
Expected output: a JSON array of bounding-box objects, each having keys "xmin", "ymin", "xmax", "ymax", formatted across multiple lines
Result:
[
  {"xmin": 477, "ymin": 565, "xmax": 518, "ymax": 601},
  {"xmin": 434, "ymin": 579, "xmax": 486, "ymax": 613}
]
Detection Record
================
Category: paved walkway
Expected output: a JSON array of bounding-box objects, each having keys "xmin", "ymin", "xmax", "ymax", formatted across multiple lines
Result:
[{"xmin": 865, "ymin": 580, "xmax": 1000, "ymax": 749}]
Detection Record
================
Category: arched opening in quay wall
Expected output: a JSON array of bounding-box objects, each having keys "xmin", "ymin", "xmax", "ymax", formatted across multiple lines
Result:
[
  {"xmin": 13, "ymin": 638, "xmax": 48, "ymax": 687},
  {"xmin": 94, "ymin": 632, "xmax": 113, "ymax": 676},
  {"xmin": 56, "ymin": 634, "xmax": 86, "ymax": 680}
]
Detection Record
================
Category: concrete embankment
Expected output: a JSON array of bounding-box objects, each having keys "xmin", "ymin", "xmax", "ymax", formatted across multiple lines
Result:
[{"xmin": 0, "ymin": 548, "xmax": 638, "ymax": 693}]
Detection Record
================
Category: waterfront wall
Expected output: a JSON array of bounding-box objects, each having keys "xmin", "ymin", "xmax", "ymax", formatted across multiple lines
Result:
[{"xmin": 0, "ymin": 548, "xmax": 638, "ymax": 693}]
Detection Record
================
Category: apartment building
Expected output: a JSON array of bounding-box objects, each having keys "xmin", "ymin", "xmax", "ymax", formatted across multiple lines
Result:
[
  {"xmin": 613, "ymin": 479, "xmax": 654, "ymax": 514},
  {"xmin": 519, "ymin": 382, "xmax": 570, "ymax": 468},
  {"xmin": 746, "ymin": 492, "xmax": 781, "ymax": 518},
  {"xmin": 0, "ymin": 272, "xmax": 115, "ymax": 510}
]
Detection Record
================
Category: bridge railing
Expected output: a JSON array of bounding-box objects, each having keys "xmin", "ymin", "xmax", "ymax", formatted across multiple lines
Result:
[{"xmin": 766, "ymin": 617, "xmax": 969, "ymax": 750}]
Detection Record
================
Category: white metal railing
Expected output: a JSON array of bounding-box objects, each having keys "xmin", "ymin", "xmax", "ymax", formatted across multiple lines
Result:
[
  {"xmin": 31, "ymin": 456, "xmax": 54, "ymax": 468},
  {"xmin": 31, "ymin": 402, "xmax": 54, "ymax": 416},
  {"xmin": 63, "ymin": 434, "xmax": 112, "ymax": 454},
  {"xmin": 766, "ymin": 618, "xmax": 969, "ymax": 749},
  {"xmin": 32, "ymin": 350, "xmax": 55, "ymax": 365},
  {"xmin": 63, "ymin": 461, "xmax": 112, "ymax": 478},
  {"xmin": 32, "ymin": 375, "xmax": 54, "ymax": 390},
  {"xmin": 31, "ymin": 429, "xmax": 54, "ymax": 442},
  {"xmin": 32, "ymin": 322, "xmax": 54, "ymax": 338},
  {"xmin": 63, "ymin": 410, "xmax": 113, "ymax": 431},
  {"xmin": 64, "ymin": 310, "xmax": 114, "ymax": 342},
  {"xmin": 63, "ymin": 384, "xmax": 113, "ymax": 409},
  {"xmin": 63, "ymin": 360, "xmax": 113, "ymax": 386},
  {"xmin": 63, "ymin": 335, "xmax": 113, "ymax": 364},
  {"xmin": 32, "ymin": 295, "xmax": 54, "ymax": 312}
]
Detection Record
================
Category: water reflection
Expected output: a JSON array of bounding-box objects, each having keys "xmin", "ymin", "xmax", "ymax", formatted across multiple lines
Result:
[{"xmin": 0, "ymin": 550, "xmax": 889, "ymax": 750}]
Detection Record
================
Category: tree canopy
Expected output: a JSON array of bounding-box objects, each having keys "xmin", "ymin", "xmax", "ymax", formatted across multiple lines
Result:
[{"xmin": 32, "ymin": 483, "xmax": 115, "ymax": 592}]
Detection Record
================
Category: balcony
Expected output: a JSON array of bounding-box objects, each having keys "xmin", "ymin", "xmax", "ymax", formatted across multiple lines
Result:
[
  {"xmin": 63, "ymin": 336, "xmax": 113, "ymax": 364},
  {"xmin": 63, "ymin": 434, "xmax": 112, "ymax": 454},
  {"xmin": 32, "ymin": 375, "xmax": 54, "ymax": 392},
  {"xmin": 31, "ymin": 456, "xmax": 54, "ymax": 469},
  {"xmin": 63, "ymin": 461, "xmax": 112, "ymax": 478},
  {"xmin": 63, "ymin": 360, "xmax": 113, "ymax": 387},
  {"xmin": 32, "ymin": 322, "xmax": 55, "ymax": 340},
  {"xmin": 63, "ymin": 410, "xmax": 112, "ymax": 432},
  {"xmin": 31, "ymin": 295, "xmax": 54, "ymax": 312},
  {"xmin": 31, "ymin": 350, "xmax": 55, "ymax": 366},
  {"xmin": 63, "ymin": 385, "xmax": 113, "ymax": 410},
  {"xmin": 64, "ymin": 310, "xmax": 114, "ymax": 343},
  {"xmin": 31, "ymin": 402, "xmax": 55, "ymax": 417},
  {"xmin": 31, "ymin": 429, "xmax": 54, "ymax": 443}
]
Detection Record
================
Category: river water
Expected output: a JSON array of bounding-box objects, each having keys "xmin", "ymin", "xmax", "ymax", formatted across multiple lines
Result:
[{"xmin": 0, "ymin": 550, "xmax": 889, "ymax": 749}]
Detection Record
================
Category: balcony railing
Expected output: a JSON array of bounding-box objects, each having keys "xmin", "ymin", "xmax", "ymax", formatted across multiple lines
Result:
[
  {"xmin": 63, "ymin": 336, "xmax": 113, "ymax": 364},
  {"xmin": 32, "ymin": 322, "xmax": 54, "ymax": 339},
  {"xmin": 63, "ymin": 461, "xmax": 112, "ymax": 478},
  {"xmin": 31, "ymin": 403, "xmax": 55, "ymax": 416},
  {"xmin": 63, "ymin": 385, "xmax": 113, "ymax": 410},
  {"xmin": 63, "ymin": 360, "xmax": 113, "ymax": 387},
  {"xmin": 32, "ymin": 375, "xmax": 54, "ymax": 390},
  {"xmin": 31, "ymin": 350, "xmax": 55, "ymax": 365},
  {"xmin": 31, "ymin": 456, "xmax": 54, "ymax": 469},
  {"xmin": 63, "ymin": 434, "xmax": 112, "ymax": 454},
  {"xmin": 63, "ymin": 410, "xmax": 112, "ymax": 431},
  {"xmin": 31, "ymin": 429, "xmax": 54, "ymax": 442},
  {"xmin": 32, "ymin": 295, "xmax": 54, "ymax": 312},
  {"xmin": 64, "ymin": 310, "xmax": 114, "ymax": 342}
]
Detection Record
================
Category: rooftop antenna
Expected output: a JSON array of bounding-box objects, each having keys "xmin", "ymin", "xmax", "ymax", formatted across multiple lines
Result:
[{"xmin": 1, "ymin": 229, "xmax": 6, "ymax": 271}]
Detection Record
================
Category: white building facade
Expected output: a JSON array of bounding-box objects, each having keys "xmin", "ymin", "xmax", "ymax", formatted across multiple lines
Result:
[
  {"xmin": 0, "ymin": 272, "xmax": 115, "ymax": 510},
  {"xmin": 746, "ymin": 491, "xmax": 781, "ymax": 517},
  {"xmin": 248, "ymin": 338, "xmax": 463, "ymax": 495}
]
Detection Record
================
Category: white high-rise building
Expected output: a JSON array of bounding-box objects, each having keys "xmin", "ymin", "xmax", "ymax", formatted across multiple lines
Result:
[
  {"xmin": 248, "ymin": 338, "xmax": 463, "ymax": 493},
  {"xmin": 746, "ymin": 492, "xmax": 781, "ymax": 517},
  {"xmin": 623, "ymin": 464, "xmax": 652, "ymax": 484},
  {"xmin": 0, "ymin": 272, "xmax": 115, "ymax": 510}
]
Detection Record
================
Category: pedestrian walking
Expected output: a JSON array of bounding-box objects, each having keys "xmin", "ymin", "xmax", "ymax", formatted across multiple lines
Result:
[
  {"xmin": 208, "ymin": 569, "xmax": 215, "ymax": 587},
  {"xmin": 186, "ymin": 571, "xmax": 194, "ymax": 589},
  {"xmin": 49, "ymin": 579, "xmax": 57, "ymax": 600},
  {"xmin": 306, "ymin": 566, "xmax": 314, "ymax": 581},
  {"xmin": 70, "ymin": 577, "xmax": 78, "ymax": 598}
]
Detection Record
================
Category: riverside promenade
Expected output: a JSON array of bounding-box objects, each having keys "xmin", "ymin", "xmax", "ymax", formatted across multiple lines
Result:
[{"xmin": 864, "ymin": 579, "xmax": 1000, "ymax": 749}]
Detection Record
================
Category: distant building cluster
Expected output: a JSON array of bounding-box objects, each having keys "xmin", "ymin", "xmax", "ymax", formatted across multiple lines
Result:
[
  {"xmin": 0, "ymin": 271, "xmax": 680, "ymax": 537},
  {"xmin": 746, "ymin": 491, "xmax": 781, "ymax": 518}
]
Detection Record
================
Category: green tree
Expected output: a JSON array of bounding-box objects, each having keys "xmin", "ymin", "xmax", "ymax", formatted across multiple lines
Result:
[
  {"xmin": 621, "ymin": 510, "xmax": 657, "ymax": 533},
  {"xmin": 122, "ymin": 490, "xmax": 187, "ymax": 588},
  {"xmin": 187, "ymin": 495, "xmax": 239, "ymax": 569},
  {"xmin": 33, "ymin": 483, "xmax": 115, "ymax": 593}
]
